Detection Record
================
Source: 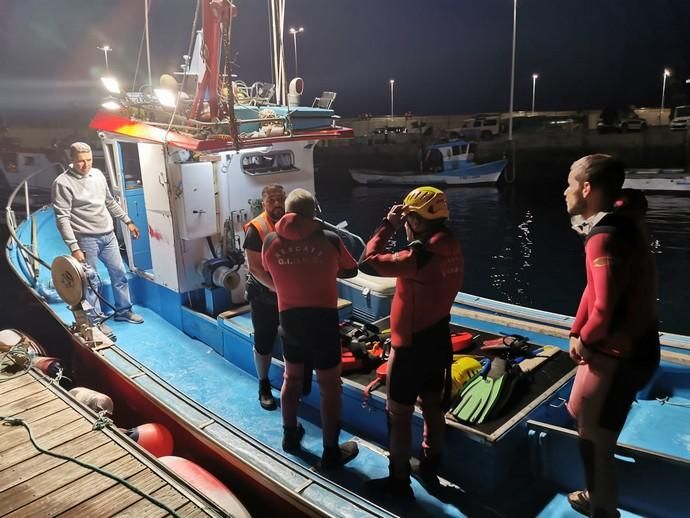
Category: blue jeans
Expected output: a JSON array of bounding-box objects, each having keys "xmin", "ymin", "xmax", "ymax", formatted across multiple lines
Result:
[{"xmin": 77, "ymin": 232, "xmax": 132, "ymax": 322}]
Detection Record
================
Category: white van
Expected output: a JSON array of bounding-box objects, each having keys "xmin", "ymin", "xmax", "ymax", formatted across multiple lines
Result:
[
  {"xmin": 670, "ymin": 105, "xmax": 690, "ymax": 131},
  {"xmin": 452, "ymin": 116, "xmax": 502, "ymax": 141}
]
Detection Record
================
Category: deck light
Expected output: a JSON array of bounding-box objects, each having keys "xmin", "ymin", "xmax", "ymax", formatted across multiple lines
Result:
[
  {"xmin": 101, "ymin": 99, "xmax": 123, "ymax": 111},
  {"xmin": 154, "ymin": 88, "xmax": 177, "ymax": 108},
  {"xmin": 100, "ymin": 76, "xmax": 121, "ymax": 94}
]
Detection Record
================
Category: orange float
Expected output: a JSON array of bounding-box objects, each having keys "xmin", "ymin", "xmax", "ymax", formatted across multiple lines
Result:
[
  {"xmin": 159, "ymin": 456, "xmax": 250, "ymax": 517},
  {"xmin": 126, "ymin": 423, "xmax": 174, "ymax": 457}
]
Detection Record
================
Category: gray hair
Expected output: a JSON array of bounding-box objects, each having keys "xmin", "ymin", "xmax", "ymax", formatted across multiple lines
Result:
[
  {"xmin": 285, "ymin": 188, "xmax": 315, "ymax": 218},
  {"xmin": 70, "ymin": 142, "xmax": 92, "ymax": 157}
]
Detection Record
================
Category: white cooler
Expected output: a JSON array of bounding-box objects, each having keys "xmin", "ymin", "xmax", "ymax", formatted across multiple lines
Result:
[{"xmin": 338, "ymin": 272, "xmax": 396, "ymax": 322}]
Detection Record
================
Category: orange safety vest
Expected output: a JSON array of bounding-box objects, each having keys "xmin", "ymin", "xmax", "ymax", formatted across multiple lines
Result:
[{"xmin": 243, "ymin": 211, "xmax": 276, "ymax": 243}]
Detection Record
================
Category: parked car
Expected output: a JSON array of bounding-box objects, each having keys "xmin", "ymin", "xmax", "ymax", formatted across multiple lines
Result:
[
  {"xmin": 453, "ymin": 116, "xmax": 501, "ymax": 140},
  {"xmin": 670, "ymin": 105, "xmax": 690, "ymax": 131},
  {"xmin": 597, "ymin": 109, "xmax": 647, "ymax": 133}
]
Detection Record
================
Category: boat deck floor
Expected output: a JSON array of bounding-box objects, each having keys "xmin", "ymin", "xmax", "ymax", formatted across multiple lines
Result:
[{"xmin": 0, "ymin": 372, "xmax": 222, "ymax": 517}]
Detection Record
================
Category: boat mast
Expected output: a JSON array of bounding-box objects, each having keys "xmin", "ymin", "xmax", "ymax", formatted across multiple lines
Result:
[{"xmin": 144, "ymin": 0, "xmax": 152, "ymax": 89}]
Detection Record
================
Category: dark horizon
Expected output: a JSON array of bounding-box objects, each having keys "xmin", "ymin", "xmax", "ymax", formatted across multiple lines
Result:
[{"xmin": 1, "ymin": 0, "xmax": 689, "ymax": 124}]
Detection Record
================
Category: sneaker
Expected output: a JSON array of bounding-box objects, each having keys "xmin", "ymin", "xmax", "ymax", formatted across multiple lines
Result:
[
  {"xmin": 365, "ymin": 476, "xmax": 415, "ymax": 501},
  {"xmin": 114, "ymin": 310, "xmax": 144, "ymax": 324},
  {"xmin": 567, "ymin": 490, "xmax": 621, "ymax": 518},
  {"xmin": 97, "ymin": 323, "xmax": 116, "ymax": 340},
  {"xmin": 282, "ymin": 423, "xmax": 305, "ymax": 452},
  {"xmin": 258, "ymin": 379, "xmax": 277, "ymax": 411},
  {"xmin": 319, "ymin": 440, "xmax": 359, "ymax": 469}
]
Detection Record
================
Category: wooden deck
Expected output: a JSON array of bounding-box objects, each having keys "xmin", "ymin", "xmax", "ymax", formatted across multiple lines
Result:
[{"xmin": 0, "ymin": 372, "xmax": 224, "ymax": 517}]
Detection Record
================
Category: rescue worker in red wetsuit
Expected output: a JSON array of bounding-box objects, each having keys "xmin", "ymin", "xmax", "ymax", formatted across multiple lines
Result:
[
  {"xmin": 564, "ymin": 155, "xmax": 660, "ymax": 518},
  {"xmin": 261, "ymin": 188, "xmax": 360, "ymax": 468},
  {"xmin": 243, "ymin": 184, "xmax": 285, "ymax": 410},
  {"xmin": 361, "ymin": 186, "xmax": 464, "ymax": 499}
]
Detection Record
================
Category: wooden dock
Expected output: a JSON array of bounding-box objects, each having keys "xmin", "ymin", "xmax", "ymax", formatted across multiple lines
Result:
[{"xmin": 0, "ymin": 372, "xmax": 224, "ymax": 517}]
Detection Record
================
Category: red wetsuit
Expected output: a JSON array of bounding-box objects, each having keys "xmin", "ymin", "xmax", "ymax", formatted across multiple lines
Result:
[
  {"xmin": 360, "ymin": 221, "xmax": 463, "ymax": 348},
  {"xmin": 567, "ymin": 213, "xmax": 660, "ymax": 517}
]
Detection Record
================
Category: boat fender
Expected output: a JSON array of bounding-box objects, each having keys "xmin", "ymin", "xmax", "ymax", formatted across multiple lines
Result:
[
  {"xmin": 68, "ymin": 387, "xmax": 114, "ymax": 415},
  {"xmin": 159, "ymin": 456, "xmax": 251, "ymax": 517},
  {"xmin": 32, "ymin": 356, "xmax": 64, "ymax": 378},
  {"xmin": 126, "ymin": 423, "xmax": 174, "ymax": 457}
]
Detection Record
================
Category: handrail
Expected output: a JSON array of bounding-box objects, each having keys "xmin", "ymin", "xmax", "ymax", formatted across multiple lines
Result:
[{"xmin": 4, "ymin": 161, "xmax": 67, "ymax": 271}]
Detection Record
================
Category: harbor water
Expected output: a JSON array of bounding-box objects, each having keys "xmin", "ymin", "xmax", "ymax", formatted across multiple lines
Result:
[{"xmin": 317, "ymin": 179, "xmax": 690, "ymax": 336}]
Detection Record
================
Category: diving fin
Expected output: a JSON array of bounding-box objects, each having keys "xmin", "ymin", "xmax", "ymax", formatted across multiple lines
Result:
[{"xmin": 452, "ymin": 372, "xmax": 494, "ymax": 423}]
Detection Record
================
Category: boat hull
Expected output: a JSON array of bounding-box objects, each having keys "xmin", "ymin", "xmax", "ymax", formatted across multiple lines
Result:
[
  {"xmin": 624, "ymin": 169, "xmax": 690, "ymax": 192},
  {"xmin": 350, "ymin": 159, "xmax": 507, "ymax": 186}
]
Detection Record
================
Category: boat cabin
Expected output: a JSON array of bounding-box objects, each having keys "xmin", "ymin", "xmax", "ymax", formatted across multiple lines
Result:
[{"xmin": 424, "ymin": 140, "xmax": 475, "ymax": 172}]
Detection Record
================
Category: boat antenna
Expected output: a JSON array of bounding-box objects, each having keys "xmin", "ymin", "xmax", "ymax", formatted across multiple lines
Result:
[
  {"xmin": 144, "ymin": 0, "xmax": 153, "ymax": 89},
  {"xmin": 269, "ymin": 0, "xmax": 287, "ymax": 105}
]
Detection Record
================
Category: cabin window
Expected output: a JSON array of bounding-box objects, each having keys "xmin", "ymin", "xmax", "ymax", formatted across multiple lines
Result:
[
  {"xmin": 242, "ymin": 151, "xmax": 296, "ymax": 175},
  {"xmin": 473, "ymin": 120, "xmax": 482, "ymax": 128},
  {"xmin": 452, "ymin": 145, "xmax": 460, "ymax": 156},
  {"xmin": 23, "ymin": 156, "xmax": 36, "ymax": 167}
]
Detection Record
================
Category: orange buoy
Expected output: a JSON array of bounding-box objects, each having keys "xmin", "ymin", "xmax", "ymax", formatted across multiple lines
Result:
[
  {"xmin": 126, "ymin": 423, "xmax": 174, "ymax": 457},
  {"xmin": 159, "ymin": 456, "xmax": 250, "ymax": 517}
]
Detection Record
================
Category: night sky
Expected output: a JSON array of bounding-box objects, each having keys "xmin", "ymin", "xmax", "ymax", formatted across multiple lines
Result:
[{"xmin": 1, "ymin": 0, "xmax": 689, "ymax": 124}]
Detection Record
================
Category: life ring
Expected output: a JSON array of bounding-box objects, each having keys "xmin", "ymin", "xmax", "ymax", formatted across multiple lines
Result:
[
  {"xmin": 159, "ymin": 456, "xmax": 251, "ymax": 517},
  {"xmin": 126, "ymin": 423, "xmax": 174, "ymax": 457}
]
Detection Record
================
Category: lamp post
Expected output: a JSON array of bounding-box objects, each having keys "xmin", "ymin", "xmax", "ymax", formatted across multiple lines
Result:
[
  {"xmin": 531, "ymin": 73, "xmax": 539, "ymax": 114},
  {"xmin": 389, "ymin": 79, "xmax": 395, "ymax": 117},
  {"xmin": 289, "ymin": 27, "xmax": 304, "ymax": 77},
  {"xmin": 97, "ymin": 45, "xmax": 112, "ymax": 72},
  {"xmin": 660, "ymin": 68, "xmax": 671, "ymax": 124},
  {"xmin": 508, "ymin": 0, "xmax": 517, "ymax": 140}
]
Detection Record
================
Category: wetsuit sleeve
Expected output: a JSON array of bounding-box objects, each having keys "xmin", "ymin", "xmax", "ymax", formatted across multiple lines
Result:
[
  {"xmin": 570, "ymin": 287, "xmax": 590, "ymax": 336},
  {"xmin": 336, "ymin": 236, "xmax": 358, "ymax": 278},
  {"xmin": 360, "ymin": 221, "xmax": 418, "ymax": 279},
  {"xmin": 578, "ymin": 233, "xmax": 626, "ymax": 347}
]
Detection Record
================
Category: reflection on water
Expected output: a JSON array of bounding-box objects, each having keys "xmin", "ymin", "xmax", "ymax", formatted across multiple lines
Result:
[{"xmin": 319, "ymin": 185, "xmax": 690, "ymax": 335}]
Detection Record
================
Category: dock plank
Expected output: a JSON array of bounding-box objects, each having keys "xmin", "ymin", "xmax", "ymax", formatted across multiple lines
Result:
[
  {"xmin": 111, "ymin": 484, "xmax": 194, "ymax": 517},
  {"xmin": 0, "ymin": 428, "xmax": 111, "ymax": 492},
  {"xmin": 4, "ymin": 455, "xmax": 147, "ymax": 517},
  {"xmin": 0, "ymin": 441, "xmax": 126, "ymax": 514},
  {"xmin": 0, "ymin": 374, "xmax": 218, "ymax": 517},
  {"xmin": 58, "ymin": 469, "xmax": 169, "ymax": 518},
  {"xmin": 0, "ymin": 408, "xmax": 84, "ymax": 456}
]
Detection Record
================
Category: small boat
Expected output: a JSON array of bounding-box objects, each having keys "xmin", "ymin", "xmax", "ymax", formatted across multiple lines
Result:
[
  {"xmin": 624, "ymin": 168, "xmax": 690, "ymax": 193},
  {"xmin": 350, "ymin": 140, "xmax": 507, "ymax": 186}
]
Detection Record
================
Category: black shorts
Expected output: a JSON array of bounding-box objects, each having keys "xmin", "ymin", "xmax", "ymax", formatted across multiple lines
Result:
[
  {"xmin": 279, "ymin": 308, "xmax": 341, "ymax": 370},
  {"xmin": 247, "ymin": 283, "xmax": 279, "ymax": 356},
  {"xmin": 388, "ymin": 318, "xmax": 452, "ymax": 406}
]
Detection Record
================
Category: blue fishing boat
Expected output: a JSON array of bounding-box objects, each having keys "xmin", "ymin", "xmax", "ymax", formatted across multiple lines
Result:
[
  {"xmin": 4, "ymin": 2, "xmax": 690, "ymax": 516},
  {"xmin": 350, "ymin": 141, "xmax": 508, "ymax": 186}
]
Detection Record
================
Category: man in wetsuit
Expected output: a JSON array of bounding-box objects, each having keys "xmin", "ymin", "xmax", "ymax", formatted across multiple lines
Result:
[
  {"xmin": 261, "ymin": 188, "xmax": 360, "ymax": 467},
  {"xmin": 243, "ymin": 184, "xmax": 286, "ymax": 410},
  {"xmin": 361, "ymin": 186, "xmax": 463, "ymax": 499},
  {"xmin": 564, "ymin": 154, "xmax": 660, "ymax": 518}
]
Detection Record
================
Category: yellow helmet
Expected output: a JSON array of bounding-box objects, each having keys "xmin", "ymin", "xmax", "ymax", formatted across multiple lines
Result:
[{"xmin": 402, "ymin": 186, "xmax": 449, "ymax": 220}]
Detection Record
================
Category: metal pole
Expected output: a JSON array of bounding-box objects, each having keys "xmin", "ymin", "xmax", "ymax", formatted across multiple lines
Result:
[
  {"xmin": 292, "ymin": 32, "xmax": 299, "ymax": 77},
  {"xmin": 390, "ymin": 80, "xmax": 395, "ymax": 117},
  {"xmin": 660, "ymin": 72, "xmax": 669, "ymax": 124},
  {"xmin": 531, "ymin": 75, "xmax": 537, "ymax": 113},
  {"xmin": 144, "ymin": 0, "xmax": 152, "ymax": 88},
  {"xmin": 508, "ymin": 0, "xmax": 517, "ymax": 141}
]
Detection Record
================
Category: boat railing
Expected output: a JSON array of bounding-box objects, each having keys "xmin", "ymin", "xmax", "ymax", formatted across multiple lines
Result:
[{"xmin": 4, "ymin": 162, "xmax": 66, "ymax": 284}]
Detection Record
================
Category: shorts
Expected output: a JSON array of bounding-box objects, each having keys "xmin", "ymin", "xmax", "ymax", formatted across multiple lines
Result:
[
  {"xmin": 248, "ymin": 289, "xmax": 279, "ymax": 356},
  {"xmin": 279, "ymin": 307, "xmax": 341, "ymax": 370}
]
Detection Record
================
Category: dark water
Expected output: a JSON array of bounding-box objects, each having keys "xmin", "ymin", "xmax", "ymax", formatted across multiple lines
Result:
[{"xmin": 317, "ymin": 183, "xmax": 690, "ymax": 336}]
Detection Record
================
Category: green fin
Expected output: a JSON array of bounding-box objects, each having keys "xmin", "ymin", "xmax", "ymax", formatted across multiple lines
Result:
[
  {"xmin": 452, "ymin": 375, "xmax": 495, "ymax": 423},
  {"xmin": 474, "ymin": 374, "xmax": 506, "ymax": 424}
]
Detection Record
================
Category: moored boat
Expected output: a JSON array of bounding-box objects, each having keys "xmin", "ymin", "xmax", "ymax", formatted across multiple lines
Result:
[
  {"xmin": 350, "ymin": 141, "xmax": 507, "ymax": 186},
  {"xmin": 623, "ymin": 168, "xmax": 690, "ymax": 193}
]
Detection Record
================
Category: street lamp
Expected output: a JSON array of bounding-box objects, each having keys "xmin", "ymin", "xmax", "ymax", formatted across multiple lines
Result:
[
  {"xmin": 508, "ymin": 0, "xmax": 517, "ymax": 140},
  {"xmin": 660, "ymin": 68, "xmax": 671, "ymax": 124},
  {"xmin": 389, "ymin": 79, "xmax": 395, "ymax": 117},
  {"xmin": 288, "ymin": 27, "xmax": 304, "ymax": 77},
  {"xmin": 97, "ymin": 45, "xmax": 112, "ymax": 72},
  {"xmin": 531, "ymin": 74, "xmax": 539, "ymax": 114}
]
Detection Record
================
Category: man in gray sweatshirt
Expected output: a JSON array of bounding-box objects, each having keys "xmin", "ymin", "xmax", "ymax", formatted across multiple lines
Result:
[{"xmin": 52, "ymin": 142, "xmax": 144, "ymax": 325}]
